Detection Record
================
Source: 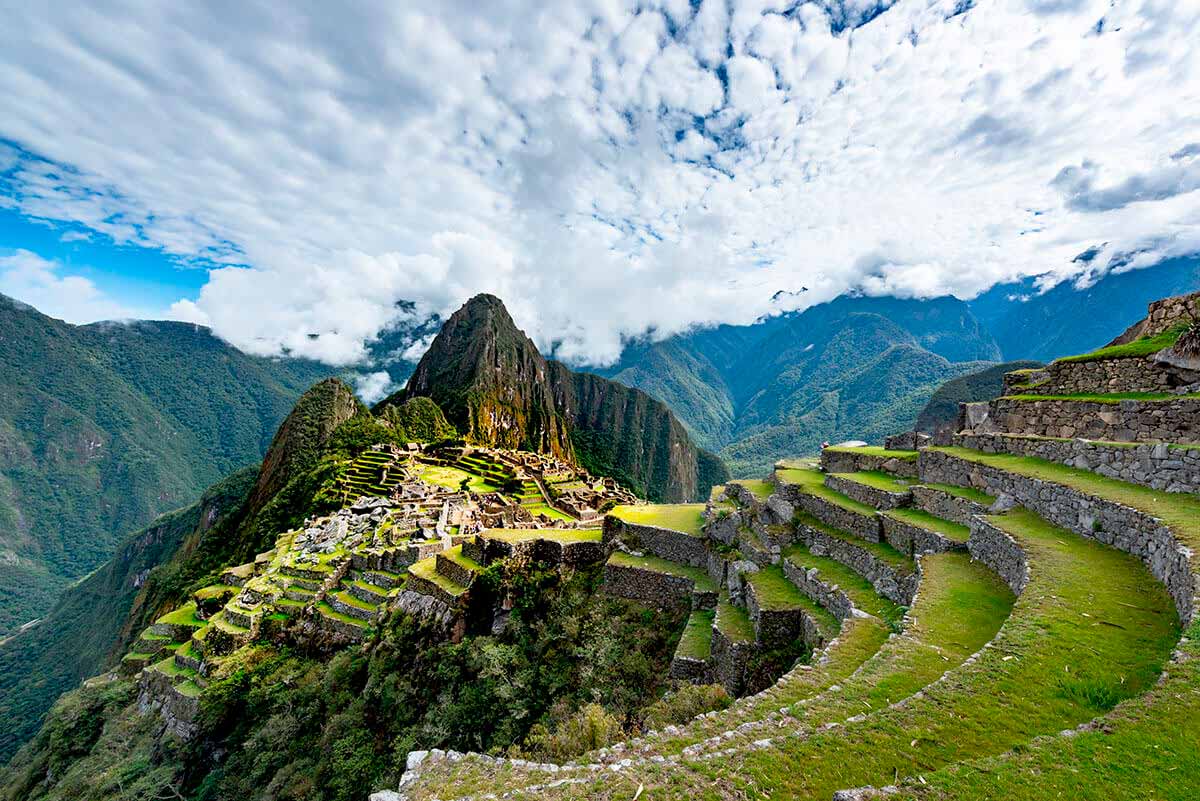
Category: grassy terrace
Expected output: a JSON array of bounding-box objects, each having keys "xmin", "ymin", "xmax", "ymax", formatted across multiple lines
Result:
[
  {"xmin": 782, "ymin": 544, "xmax": 904, "ymax": 628},
  {"xmin": 525, "ymin": 503, "xmax": 575, "ymax": 521},
  {"xmin": 610, "ymin": 503, "xmax": 707, "ymax": 536},
  {"xmin": 413, "ymin": 463, "xmax": 497, "ymax": 493},
  {"xmin": 157, "ymin": 602, "xmax": 205, "ymax": 628},
  {"xmin": 607, "ymin": 551, "xmax": 718, "ymax": 593},
  {"xmin": 730, "ymin": 479, "xmax": 774, "ymax": 500},
  {"xmin": 481, "ymin": 528, "xmax": 602, "ymax": 544},
  {"xmin": 714, "ymin": 597, "xmax": 754, "ymax": 642},
  {"xmin": 931, "ymin": 447, "xmax": 1200, "ymax": 550},
  {"xmin": 316, "ymin": 601, "xmax": 369, "ymax": 628},
  {"xmin": 917, "ymin": 482, "xmax": 996, "ymax": 505},
  {"xmin": 1055, "ymin": 324, "xmax": 1183, "ymax": 364},
  {"xmin": 676, "ymin": 609, "xmax": 715, "ymax": 661},
  {"xmin": 831, "ymin": 470, "xmax": 914, "ymax": 492},
  {"xmin": 331, "ymin": 590, "xmax": 375, "ymax": 611},
  {"xmin": 441, "ymin": 544, "xmax": 484, "ymax": 572},
  {"xmin": 775, "ymin": 468, "xmax": 879, "ymax": 517},
  {"xmin": 504, "ymin": 506, "xmax": 1178, "ymax": 800},
  {"xmin": 884, "ymin": 507, "xmax": 971, "ymax": 543},
  {"xmin": 822, "ymin": 446, "xmax": 918, "ymax": 461},
  {"xmin": 793, "ymin": 510, "xmax": 914, "ymax": 573},
  {"xmin": 408, "ymin": 556, "xmax": 468, "ymax": 597},
  {"xmin": 1000, "ymin": 391, "xmax": 1195, "ymax": 404},
  {"xmin": 745, "ymin": 564, "xmax": 839, "ymax": 635}
]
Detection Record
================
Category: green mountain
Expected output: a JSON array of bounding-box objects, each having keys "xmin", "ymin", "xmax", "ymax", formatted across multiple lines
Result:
[
  {"xmin": 600, "ymin": 295, "xmax": 1000, "ymax": 475},
  {"xmin": 914, "ymin": 359, "xmax": 1044, "ymax": 435},
  {"xmin": 0, "ymin": 294, "xmax": 333, "ymax": 637},
  {"xmin": 396, "ymin": 294, "xmax": 727, "ymax": 501}
]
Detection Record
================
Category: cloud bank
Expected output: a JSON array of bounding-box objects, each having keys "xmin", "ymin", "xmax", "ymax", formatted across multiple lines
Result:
[{"xmin": 1, "ymin": 0, "xmax": 1198, "ymax": 365}]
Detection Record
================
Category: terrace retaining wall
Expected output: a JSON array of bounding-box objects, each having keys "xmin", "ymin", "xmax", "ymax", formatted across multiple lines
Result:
[
  {"xmin": 880, "ymin": 514, "xmax": 965, "ymax": 557},
  {"xmin": 817, "ymin": 451, "xmax": 919, "ymax": 478},
  {"xmin": 781, "ymin": 559, "xmax": 856, "ymax": 621},
  {"xmin": 952, "ymin": 432, "xmax": 1200, "ymax": 494},
  {"xmin": 910, "ymin": 485, "xmax": 991, "ymax": 526},
  {"xmin": 604, "ymin": 516, "xmax": 708, "ymax": 568},
  {"xmin": 789, "ymin": 491, "xmax": 883, "ymax": 543},
  {"xmin": 710, "ymin": 628, "xmax": 752, "ymax": 696},
  {"xmin": 602, "ymin": 560, "xmax": 716, "ymax": 611},
  {"xmin": 967, "ymin": 396, "xmax": 1200, "ymax": 444},
  {"xmin": 920, "ymin": 448, "xmax": 1197, "ymax": 625},
  {"xmin": 1003, "ymin": 356, "xmax": 1199, "ymax": 396},
  {"xmin": 824, "ymin": 474, "xmax": 910, "ymax": 510},
  {"xmin": 794, "ymin": 519, "xmax": 919, "ymax": 606},
  {"xmin": 967, "ymin": 517, "xmax": 1029, "ymax": 595}
]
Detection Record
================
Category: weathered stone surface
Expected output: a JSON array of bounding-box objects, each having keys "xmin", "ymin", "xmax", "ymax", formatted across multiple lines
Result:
[
  {"xmin": 817, "ymin": 451, "xmax": 918, "ymax": 478},
  {"xmin": 788, "ymin": 490, "xmax": 882, "ymax": 543},
  {"xmin": 604, "ymin": 515, "xmax": 708, "ymax": 568},
  {"xmin": 602, "ymin": 559, "xmax": 714, "ymax": 611},
  {"xmin": 710, "ymin": 627, "xmax": 753, "ymax": 696},
  {"xmin": 781, "ymin": 559, "xmax": 856, "ymax": 621},
  {"xmin": 910, "ymin": 485, "xmax": 991, "ymax": 526},
  {"xmin": 825, "ymin": 474, "xmax": 910, "ymax": 511},
  {"xmin": 793, "ymin": 519, "xmax": 919, "ymax": 606},
  {"xmin": 880, "ymin": 514, "xmax": 965, "ymax": 557},
  {"xmin": 1004, "ymin": 354, "xmax": 1200, "ymax": 396},
  {"xmin": 953, "ymin": 432, "xmax": 1200, "ymax": 494},
  {"xmin": 970, "ymin": 396, "xmax": 1200, "ymax": 444},
  {"xmin": 137, "ymin": 669, "xmax": 199, "ymax": 740},
  {"xmin": 967, "ymin": 517, "xmax": 1029, "ymax": 595}
]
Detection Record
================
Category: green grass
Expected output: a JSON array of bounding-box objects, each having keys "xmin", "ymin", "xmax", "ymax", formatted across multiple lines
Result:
[
  {"xmin": 775, "ymin": 468, "xmax": 879, "ymax": 517},
  {"xmin": 525, "ymin": 504, "xmax": 575, "ymax": 522},
  {"xmin": 714, "ymin": 598, "xmax": 754, "ymax": 642},
  {"xmin": 156, "ymin": 602, "xmax": 204, "ymax": 628},
  {"xmin": 821, "ymin": 446, "xmax": 918, "ymax": 461},
  {"xmin": 413, "ymin": 463, "xmax": 498, "ymax": 493},
  {"xmin": 883, "ymin": 507, "xmax": 971, "ymax": 543},
  {"xmin": 932, "ymin": 447, "xmax": 1200, "ymax": 551},
  {"xmin": 831, "ymin": 471, "xmax": 913, "ymax": 493},
  {"xmin": 676, "ymin": 609, "xmax": 715, "ymax": 660},
  {"xmin": 730, "ymin": 479, "xmax": 774, "ymax": 500},
  {"xmin": 1055, "ymin": 325, "xmax": 1184, "ymax": 364},
  {"xmin": 408, "ymin": 557, "xmax": 468, "ymax": 597},
  {"xmin": 511, "ymin": 507, "xmax": 1178, "ymax": 801},
  {"xmin": 441, "ymin": 544, "xmax": 483, "ymax": 572},
  {"xmin": 1001, "ymin": 392, "xmax": 1188, "ymax": 404},
  {"xmin": 331, "ymin": 590, "xmax": 376, "ymax": 612},
  {"xmin": 607, "ymin": 551, "xmax": 718, "ymax": 593},
  {"xmin": 747, "ymin": 564, "xmax": 840, "ymax": 636},
  {"xmin": 610, "ymin": 504, "xmax": 707, "ymax": 536},
  {"xmin": 793, "ymin": 510, "xmax": 915, "ymax": 573},
  {"xmin": 315, "ymin": 601, "xmax": 370, "ymax": 628},
  {"xmin": 481, "ymin": 528, "xmax": 602, "ymax": 544},
  {"xmin": 917, "ymin": 482, "xmax": 996, "ymax": 505},
  {"xmin": 782, "ymin": 544, "xmax": 904, "ymax": 628}
]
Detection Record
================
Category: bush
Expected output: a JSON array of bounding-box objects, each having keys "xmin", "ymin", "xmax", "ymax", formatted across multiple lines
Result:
[
  {"xmin": 639, "ymin": 683, "xmax": 731, "ymax": 731},
  {"xmin": 519, "ymin": 702, "xmax": 623, "ymax": 760}
]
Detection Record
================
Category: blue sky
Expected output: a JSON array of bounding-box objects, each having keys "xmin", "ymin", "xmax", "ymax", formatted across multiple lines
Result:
[{"xmin": 1, "ymin": 1, "xmax": 1198, "ymax": 365}]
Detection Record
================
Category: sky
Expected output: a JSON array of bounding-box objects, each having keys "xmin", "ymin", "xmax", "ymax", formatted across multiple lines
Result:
[{"xmin": 0, "ymin": 0, "xmax": 1198, "ymax": 369}]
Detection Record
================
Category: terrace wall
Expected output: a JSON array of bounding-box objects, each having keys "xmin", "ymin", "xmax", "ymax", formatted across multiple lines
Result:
[
  {"xmin": 793, "ymin": 519, "xmax": 919, "ymax": 606},
  {"xmin": 968, "ymin": 397, "xmax": 1200, "ymax": 444},
  {"xmin": 910, "ymin": 485, "xmax": 991, "ymax": 527},
  {"xmin": 603, "ymin": 516, "xmax": 708, "ymax": 568},
  {"xmin": 1003, "ymin": 356, "xmax": 1199, "ymax": 396}
]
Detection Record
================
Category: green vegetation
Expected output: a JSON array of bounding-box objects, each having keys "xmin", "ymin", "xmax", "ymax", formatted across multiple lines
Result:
[
  {"xmin": 884, "ymin": 507, "xmax": 971, "ymax": 542},
  {"xmin": 610, "ymin": 504, "xmax": 707, "ymax": 536},
  {"xmin": 408, "ymin": 557, "xmax": 468, "ymax": 597},
  {"xmin": 915, "ymin": 360, "xmax": 1043, "ymax": 433},
  {"xmin": 1002, "ymin": 391, "xmax": 1190, "ymax": 404},
  {"xmin": 606, "ymin": 552, "xmax": 717, "ymax": 593},
  {"xmin": 676, "ymin": 610, "xmax": 715, "ymax": 660},
  {"xmin": 775, "ymin": 468, "xmax": 880, "ymax": 517},
  {"xmin": 729, "ymin": 479, "xmax": 774, "ymax": 500},
  {"xmin": 1055, "ymin": 324, "xmax": 1184, "ymax": 363},
  {"xmin": 831, "ymin": 470, "xmax": 913, "ymax": 492},
  {"xmin": 782, "ymin": 544, "xmax": 904, "ymax": 628},
  {"xmin": 821, "ymin": 445, "xmax": 919, "ymax": 460},
  {"xmin": 714, "ymin": 598, "xmax": 754, "ymax": 642},
  {"xmin": 413, "ymin": 463, "xmax": 497, "ymax": 493},
  {"xmin": 918, "ymin": 482, "xmax": 996, "ymax": 505},
  {"xmin": 791, "ymin": 510, "xmax": 914, "ymax": 572},
  {"xmin": 482, "ymin": 529, "xmax": 602, "ymax": 544}
]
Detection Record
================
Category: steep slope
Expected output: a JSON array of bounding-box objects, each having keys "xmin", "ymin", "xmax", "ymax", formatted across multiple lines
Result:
[
  {"xmin": 915, "ymin": 360, "xmax": 1043, "ymax": 435},
  {"xmin": 599, "ymin": 296, "xmax": 998, "ymax": 475},
  {"xmin": 397, "ymin": 294, "xmax": 726, "ymax": 501},
  {"xmin": 0, "ymin": 295, "xmax": 332, "ymax": 636},
  {"xmin": 0, "ymin": 379, "xmax": 366, "ymax": 761}
]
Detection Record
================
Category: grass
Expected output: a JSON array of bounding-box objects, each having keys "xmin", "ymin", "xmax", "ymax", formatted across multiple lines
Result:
[
  {"xmin": 932, "ymin": 447, "xmax": 1200, "ymax": 550},
  {"xmin": 441, "ymin": 544, "xmax": 483, "ymax": 572},
  {"xmin": 493, "ymin": 506, "xmax": 1178, "ymax": 801},
  {"xmin": 157, "ymin": 603, "xmax": 204, "ymax": 628},
  {"xmin": 610, "ymin": 504, "xmax": 707, "ymax": 536},
  {"xmin": 714, "ymin": 598, "xmax": 754, "ymax": 642},
  {"xmin": 315, "ymin": 601, "xmax": 369, "ymax": 628},
  {"xmin": 676, "ymin": 609, "xmax": 715, "ymax": 660},
  {"xmin": 331, "ymin": 590, "xmax": 376, "ymax": 612},
  {"xmin": 408, "ymin": 557, "xmax": 468, "ymax": 597},
  {"xmin": 730, "ymin": 479, "xmax": 774, "ymax": 500},
  {"xmin": 607, "ymin": 551, "xmax": 718, "ymax": 593},
  {"xmin": 481, "ymin": 528, "xmax": 602, "ymax": 544},
  {"xmin": 1055, "ymin": 325, "xmax": 1184, "ymax": 364},
  {"xmin": 793, "ymin": 510, "xmax": 915, "ymax": 573},
  {"xmin": 413, "ymin": 463, "xmax": 497, "ymax": 493},
  {"xmin": 822, "ymin": 446, "xmax": 918, "ymax": 461},
  {"xmin": 1001, "ymin": 392, "xmax": 1189, "ymax": 404},
  {"xmin": 917, "ymin": 482, "xmax": 996, "ymax": 505},
  {"xmin": 831, "ymin": 470, "xmax": 913, "ymax": 493},
  {"xmin": 525, "ymin": 504, "xmax": 575, "ymax": 522},
  {"xmin": 883, "ymin": 507, "xmax": 971, "ymax": 543},
  {"xmin": 782, "ymin": 544, "xmax": 904, "ymax": 628},
  {"xmin": 775, "ymin": 468, "xmax": 879, "ymax": 517},
  {"xmin": 746, "ymin": 564, "xmax": 840, "ymax": 635}
]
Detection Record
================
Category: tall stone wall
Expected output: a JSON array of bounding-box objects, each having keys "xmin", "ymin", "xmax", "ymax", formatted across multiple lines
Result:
[
  {"xmin": 967, "ymin": 517, "xmax": 1029, "ymax": 595},
  {"xmin": 817, "ymin": 451, "xmax": 919, "ymax": 478},
  {"xmin": 781, "ymin": 559, "xmax": 856, "ymax": 620},
  {"xmin": 953, "ymin": 432, "xmax": 1200, "ymax": 494},
  {"xmin": 919, "ymin": 448, "xmax": 1197, "ymax": 625},
  {"xmin": 1109, "ymin": 289, "xmax": 1200, "ymax": 344},
  {"xmin": 975, "ymin": 396, "xmax": 1200, "ymax": 443},
  {"xmin": 910, "ymin": 486, "xmax": 991, "ymax": 526},
  {"xmin": 880, "ymin": 514, "xmax": 965, "ymax": 557},
  {"xmin": 794, "ymin": 519, "xmax": 919, "ymax": 606},
  {"xmin": 603, "ymin": 516, "xmax": 708, "ymax": 568},
  {"xmin": 1006, "ymin": 356, "xmax": 1199, "ymax": 396}
]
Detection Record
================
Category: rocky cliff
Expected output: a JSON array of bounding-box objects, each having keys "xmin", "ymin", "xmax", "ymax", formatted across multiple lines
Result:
[{"xmin": 396, "ymin": 295, "xmax": 726, "ymax": 501}]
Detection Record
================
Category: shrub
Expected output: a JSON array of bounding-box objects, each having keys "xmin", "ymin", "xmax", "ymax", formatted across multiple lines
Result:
[
  {"xmin": 519, "ymin": 702, "xmax": 623, "ymax": 760},
  {"xmin": 639, "ymin": 683, "xmax": 731, "ymax": 731}
]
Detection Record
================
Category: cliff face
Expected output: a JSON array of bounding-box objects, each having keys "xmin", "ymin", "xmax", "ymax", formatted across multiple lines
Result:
[{"xmin": 398, "ymin": 295, "xmax": 727, "ymax": 501}]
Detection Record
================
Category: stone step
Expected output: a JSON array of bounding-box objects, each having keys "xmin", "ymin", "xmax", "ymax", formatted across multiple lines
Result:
[
  {"xmin": 284, "ymin": 585, "xmax": 315, "ymax": 603},
  {"xmin": 406, "ymin": 556, "xmax": 469, "ymax": 609},
  {"xmin": 328, "ymin": 591, "xmax": 378, "ymax": 622},
  {"xmin": 823, "ymin": 472, "xmax": 913, "ymax": 510},
  {"xmin": 315, "ymin": 601, "xmax": 369, "ymax": 641},
  {"xmin": 951, "ymin": 431, "xmax": 1200, "ymax": 495},
  {"xmin": 774, "ymin": 467, "xmax": 883, "ymax": 543},
  {"xmin": 346, "ymin": 579, "xmax": 390, "ymax": 606}
]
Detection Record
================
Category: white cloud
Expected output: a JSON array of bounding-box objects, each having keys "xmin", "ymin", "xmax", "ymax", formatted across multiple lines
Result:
[
  {"xmin": 0, "ymin": 0, "xmax": 1197, "ymax": 366},
  {"xmin": 0, "ymin": 249, "xmax": 150, "ymax": 323},
  {"xmin": 352, "ymin": 370, "xmax": 396, "ymax": 405}
]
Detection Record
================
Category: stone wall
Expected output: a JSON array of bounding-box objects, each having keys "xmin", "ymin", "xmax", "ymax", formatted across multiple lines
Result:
[
  {"xmin": 880, "ymin": 514, "xmax": 965, "ymax": 557},
  {"xmin": 781, "ymin": 559, "xmax": 856, "ymax": 620},
  {"xmin": 971, "ymin": 396, "xmax": 1200, "ymax": 444},
  {"xmin": 435, "ymin": 554, "xmax": 476, "ymax": 588},
  {"xmin": 604, "ymin": 516, "xmax": 709, "ymax": 568},
  {"xmin": 669, "ymin": 651, "xmax": 710, "ymax": 682},
  {"xmin": 952, "ymin": 432, "xmax": 1200, "ymax": 494},
  {"xmin": 404, "ymin": 573, "xmax": 463, "ymax": 609},
  {"xmin": 794, "ymin": 519, "xmax": 919, "ymax": 606},
  {"xmin": 825, "ymin": 474, "xmax": 910, "ymax": 510},
  {"xmin": 1004, "ymin": 355, "xmax": 1200, "ymax": 396},
  {"xmin": 787, "ymin": 490, "xmax": 882, "ymax": 543},
  {"xmin": 884, "ymin": 432, "xmax": 931, "ymax": 450},
  {"xmin": 602, "ymin": 560, "xmax": 716, "ymax": 611},
  {"xmin": 1110, "ymin": 289, "xmax": 1200, "ymax": 343},
  {"xmin": 744, "ymin": 583, "xmax": 819, "ymax": 649},
  {"xmin": 138, "ymin": 669, "xmax": 199, "ymax": 740},
  {"xmin": 920, "ymin": 448, "xmax": 1197, "ymax": 625},
  {"xmin": 966, "ymin": 516, "xmax": 1029, "ymax": 595},
  {"xmin": 710, "ymin": 628, "xmax": 752, "ymax": 696},
  {"xmin": 910, "ymin": 485, "xmax": 991, "ymax": 526},
  {"xmin": 817, "ymin": 451, "xmax": 919, "ymax": 478}
]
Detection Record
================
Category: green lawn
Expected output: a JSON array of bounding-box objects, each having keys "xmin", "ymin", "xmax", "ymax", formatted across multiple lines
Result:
[
  {"xmin": 676, "ymin": 609, "xmax": 715, "ymax": 661},
  {"xmin": 831, "ymin": 470, "xmax": 914, "ymax": 492},
  {"xmin": 610, "ymin": 504, "xmax": 707, "ymax": 536},
  {"xmin": 408, "ymin": 557, "xmax": 468, "ymax": 597},
  {"xmin": 746, "ymin": 564, "xmax": 840, "ymax": 635},
  {"xmin": 413, "ymin": 463, "xmax": 498, "ymax": 493},
  {"xmin": 822, "ymin": 446, "xmax": 918, "ymax": 461},
  {"xmin": 607, "ymin": 551, "xmax": 717, "ymax": 593},
  {"xmin": 481, "ymin": 528, "xmax": 602, "ymax": 544},
  {"xmin": 441, "ymin": 544, "xmax": 483, "ymax": 572},
  {"xmin": 525, "ymin": 503, "xmax": 575, "ymax": 522},
  {"xmin": 883, "ymin": 507, "xmax": 971, "ymax": 543},
  {"xmin": 793, "ymin": 510, "xmax": 914, "ymax": 573},
  {"xmin": 917, "ymin": 482, "xmax": 996, "ymax": 505},
  {"xmin": 782, "ymin": 544, "xmax": 904, "ymax": 628},
  {"xmin": 775, "ymin": 468, "xmax": 879, "ymax": 517},
  {"xmin": 730, "ymin": 479, "xmax": 774, "ymax": 500},
  {"xmin": 1054, "ymin": 325, "xmax": 1184, "ymax": 364},
  {"xmin": 315, "ymin": 601, "xmax": 369, "ymax": 628},
  {"xmin": 714, "ymin": 597, "xmax": 754, "ymax": 642},
  {"xmin": 157, "ymin": 602, "xmax": 205, "ymax": 628}
]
